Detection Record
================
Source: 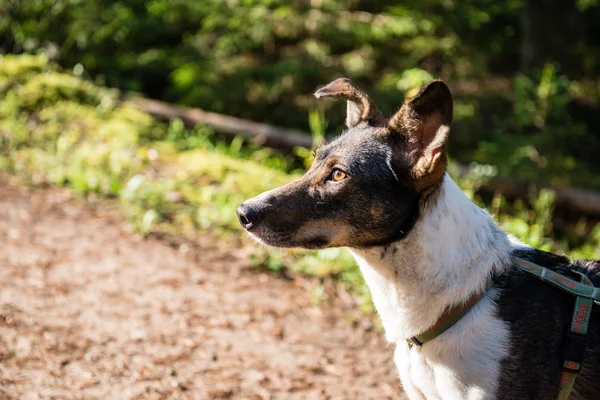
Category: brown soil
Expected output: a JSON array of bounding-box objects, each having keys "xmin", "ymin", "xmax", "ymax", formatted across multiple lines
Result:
[{"xmin": 0, "ymin": 177, "xmax": 405, "ymax": 400}]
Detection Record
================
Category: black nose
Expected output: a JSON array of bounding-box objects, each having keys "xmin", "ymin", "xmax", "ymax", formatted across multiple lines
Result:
[{"xmin": 236, "ymin": 203, "xmax": 260, "ymax": 229}]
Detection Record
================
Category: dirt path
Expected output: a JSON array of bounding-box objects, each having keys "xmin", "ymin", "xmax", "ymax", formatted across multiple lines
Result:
[{"xmin": 0, "ymin": 177, "xmax": 404, "ymax": 400}]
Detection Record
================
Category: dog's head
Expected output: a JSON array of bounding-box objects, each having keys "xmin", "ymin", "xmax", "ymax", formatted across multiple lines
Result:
[{"xmin": 237, "ymin": 78, "xmax": 453, "ymax": 249}]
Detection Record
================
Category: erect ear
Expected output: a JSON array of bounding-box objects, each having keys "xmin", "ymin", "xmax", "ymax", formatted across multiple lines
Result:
[
  {"xmin": 314, "ymin": 78, "xmax": 385, "ymax": 128},
  {"xmin": 387, "ymin": 80, "xmax": 453, "ymax": 180}
]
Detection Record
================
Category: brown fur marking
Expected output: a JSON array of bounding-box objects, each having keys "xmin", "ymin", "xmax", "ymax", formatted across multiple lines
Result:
[
  {"xmin": 387, "ymin": 81, "xmax": 453, "ymax": 199},
  {"xmin": 314, "ymin": 78, "xmax": 385, "ymax": 126}
]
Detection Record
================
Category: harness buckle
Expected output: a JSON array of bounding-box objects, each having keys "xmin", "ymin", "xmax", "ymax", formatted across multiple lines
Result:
[
  {"xmin": 407, "ymin": 336, "xmax": 423, "ymax": 347},
  {"xmin": 562, "ymin": 360, "xmax": 581, "ymax": 373},
  {"xmin": 563, "ymin": 331, "xmax": 587, "ymax": 366}
]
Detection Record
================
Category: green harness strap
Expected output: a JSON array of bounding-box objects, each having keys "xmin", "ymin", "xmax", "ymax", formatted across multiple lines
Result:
[
  {"xmin": 407, "ymin": 279, "xmax": 494, "ymax": 347},
  {"xmin": 407, "ymin": 256, "xmax": 598, "ymax": 400},
  {"xmin": 511, "ymin": 256, "xmax": 597, "ymax": 400}
]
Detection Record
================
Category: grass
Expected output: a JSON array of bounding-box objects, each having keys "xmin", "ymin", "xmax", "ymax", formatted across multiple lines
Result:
[{"xmin": 1, "ymin": 54, "xmax": 599, "ymax": 312}]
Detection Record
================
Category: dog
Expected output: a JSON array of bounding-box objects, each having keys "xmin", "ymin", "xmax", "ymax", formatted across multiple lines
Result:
[{"xmin": 236, "ymin": 78, "xmax": 600, "ymax": 400}]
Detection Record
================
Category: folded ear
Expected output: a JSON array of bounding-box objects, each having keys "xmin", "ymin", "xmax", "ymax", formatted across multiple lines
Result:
[
  {"xmin": 314, "ymin": 78, "xmax": 385, "ymax": 128},
  {"xmin": 387, "ymin": 80, "xmax": 453, "ymax": 181}
]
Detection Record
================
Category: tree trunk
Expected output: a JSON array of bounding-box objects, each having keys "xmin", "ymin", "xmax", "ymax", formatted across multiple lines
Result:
[{"xmin": 521, "ymin": 0, "xmax": 581, "ymax": 73}]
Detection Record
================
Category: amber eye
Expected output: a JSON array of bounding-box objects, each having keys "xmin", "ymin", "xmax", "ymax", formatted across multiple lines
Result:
[{"xmin": 331, "ymin": 169, "xmax": 346, "ymax": 182}]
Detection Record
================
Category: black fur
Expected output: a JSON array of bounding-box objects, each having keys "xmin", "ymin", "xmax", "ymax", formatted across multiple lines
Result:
[
  {"xmin": 496, "ymin": 249, "xmax": 600, "ymax": 400},
  {"xmin": 238, "ymin": 127, "xmax": 421, "ymax": 249}
]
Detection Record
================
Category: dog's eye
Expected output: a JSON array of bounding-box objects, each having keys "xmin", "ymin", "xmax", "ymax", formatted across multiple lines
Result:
[{"xmin": 331, "ymin": 169, "xmax": 346, "ymax": 182}]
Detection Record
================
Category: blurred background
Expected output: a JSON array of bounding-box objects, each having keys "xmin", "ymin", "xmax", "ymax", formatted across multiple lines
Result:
[
  {"xmin": 2, "ymin": 0, "xmax": 600, "ymax": 310},
  {"xmin": 1, "ymin": 1, "xmax": 600, "ymax": 397}
]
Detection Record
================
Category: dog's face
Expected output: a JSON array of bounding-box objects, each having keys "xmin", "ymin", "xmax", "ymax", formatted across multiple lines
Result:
[{"xmin": 237, "ymin": 78, "xmax": 453, "ymax": 249}]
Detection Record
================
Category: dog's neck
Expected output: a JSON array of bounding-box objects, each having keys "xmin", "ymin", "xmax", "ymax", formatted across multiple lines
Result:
[{"xmin": 350, "ymin": 173, "xmax": 512, "ymax": 343}]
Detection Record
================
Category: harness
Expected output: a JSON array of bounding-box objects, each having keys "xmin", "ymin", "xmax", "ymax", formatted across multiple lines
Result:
[{"xmin": 406, "ymin": 256, "xmax": 600, "ymax": 400}]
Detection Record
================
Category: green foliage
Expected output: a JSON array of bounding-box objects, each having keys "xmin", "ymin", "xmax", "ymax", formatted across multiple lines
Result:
[
  {"xmin": 513, "ymin": 64, "xmax": 571, "ymax": 129},
  {"xmin": 3, "ymin": 1, "xmax": 600, "ymax": 191},
  {"xmin": 465, "ymin": 65, "xmax": 600, "ymax": 189},
  {"xmin": 498, "ymin": 189, "xmax": 556, "ymax": 251},
  {"xmin": 4, "ymin": 1, "xmax": 600, "ymax": 192},
  {"xmin": 380, "ymin": 68, "xmax": 435, "ymax": 98}
]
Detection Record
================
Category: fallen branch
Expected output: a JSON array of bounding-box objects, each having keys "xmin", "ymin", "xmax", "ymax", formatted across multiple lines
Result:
[
  {"xmin": 455, "ymin": 168, "xmax": 600, "ymax": 217},
  {"xmin": 129, "ymin": 96, "xmax": 600, "ymax": 217},
  {"xmin": 129, "ymin": 97, "xmax": 312, "ymax": 149}
]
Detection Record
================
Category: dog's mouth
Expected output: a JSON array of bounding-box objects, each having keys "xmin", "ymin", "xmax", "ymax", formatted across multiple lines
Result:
[{"xmin": 246, "ymin": 226, "xmax": 331, "ymax": 250}]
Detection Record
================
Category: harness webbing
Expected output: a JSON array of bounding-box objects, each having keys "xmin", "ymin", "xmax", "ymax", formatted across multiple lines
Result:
[
  {"xmin": 511, "ymin": 256, "xmax": 597, "ymax": 400},
  {"xmin": 407, "ymin": 256, "xmax": 598, "ymax": 400},
  {"xmin": 407, "ymin": 279, "xmax": 494, "ymax": 347}
]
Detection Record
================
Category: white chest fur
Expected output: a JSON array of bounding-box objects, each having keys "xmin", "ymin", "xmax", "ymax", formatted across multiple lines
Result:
[{"xmin": 350, "ymin": 175, "xmax": 514, "ymax": 400}]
